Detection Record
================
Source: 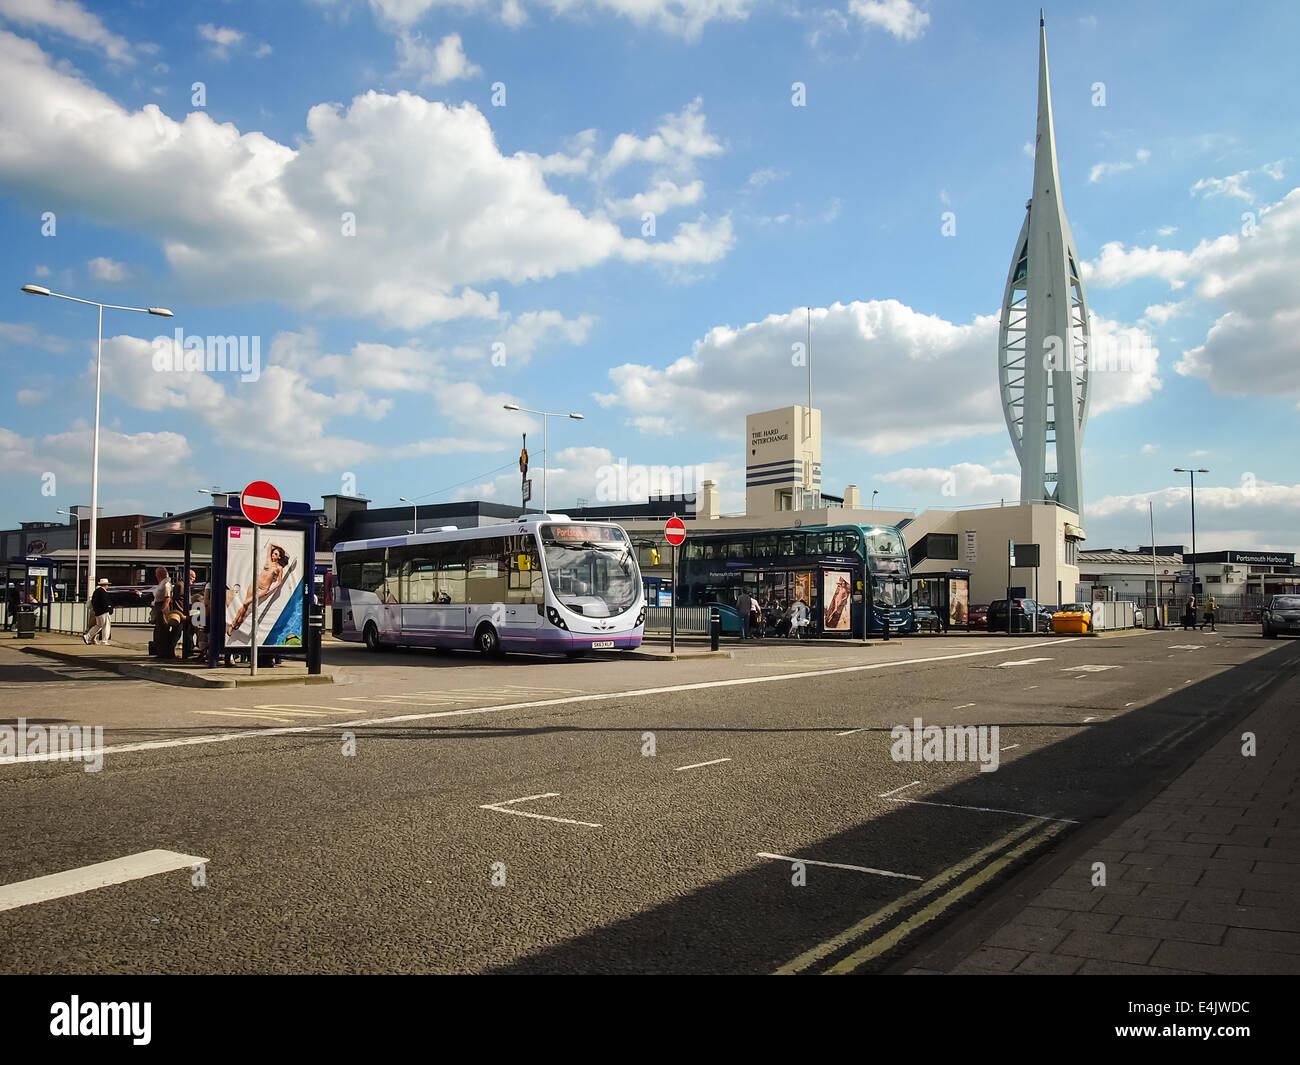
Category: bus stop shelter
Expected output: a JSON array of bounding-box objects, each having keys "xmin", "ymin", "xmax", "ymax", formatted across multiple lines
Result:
[
  {"xmin": 911, "ymin": 568, "xmax": 972, "ymax": 632},
  {"xmin": 143, "ymin": 498, "xmax": 319, "ymax": 667},
  {"xmin": 6, "ymin": 556, "xmax": 55, "ymax": 635}
]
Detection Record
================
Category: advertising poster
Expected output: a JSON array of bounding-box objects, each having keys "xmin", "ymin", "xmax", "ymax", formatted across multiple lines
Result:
[
  {"xmin": 823, "ymin": 570, "xmax": 852, "ymax": 632},
  {"xmin": 225, "ymin": 526, "xmax": 305, "ymax": 648},
  {"xmin": 949, "ymin": 578, "xmax": 969, "ymax": 629},
  {"xmin": 793, "ymin": 571, "xmax": 811, "ymax": 608}
]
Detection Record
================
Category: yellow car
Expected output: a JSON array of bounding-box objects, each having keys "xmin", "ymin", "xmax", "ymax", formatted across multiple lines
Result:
[{"xmin": 1052, "ymin": 603, "xmax": 1092, "ymax": 634}]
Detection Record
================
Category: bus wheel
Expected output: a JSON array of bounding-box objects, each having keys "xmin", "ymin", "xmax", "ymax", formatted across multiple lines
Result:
[
  {"xmin": 475, "ymin": 623, "xmax": 502, "ymax": 657},
  {"xmin": 363, "ymin": 622, "xmax": 381, "ymax": 652}
]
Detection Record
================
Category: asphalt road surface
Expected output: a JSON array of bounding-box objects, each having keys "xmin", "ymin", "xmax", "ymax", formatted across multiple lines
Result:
[{"xmin": 1, "ymin": 628, "xmax": 1295, "ymax": 974}]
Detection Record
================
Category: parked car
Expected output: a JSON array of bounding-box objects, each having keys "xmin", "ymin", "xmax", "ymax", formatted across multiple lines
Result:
[
  {"xmin": 968, "ymin": 603, "xmax": 989, "ymax": 630},
  {"xmin": 914, "ymin": 605, "xmax": 942, "ymax": 633},
  {"xmin": 1262, "ymin": 594, "xmax": 1300, "ymax": 638},
  {"xmin": 988, "ymin": 598, "xmax": 1052, "ymax": 632}
]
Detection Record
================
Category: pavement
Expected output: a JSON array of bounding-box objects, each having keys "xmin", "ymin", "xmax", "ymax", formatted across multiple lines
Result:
[
  {"xmin": 0, "ymin": 624, "xmax": 1296, "ymax": 974},
  {"xmin": 896, "ymin": 645, "xmax": 1300, "ymax": 975},
  {"xmin": 12, "ymin": 630, "xmax": 333, "ymax": 688}
]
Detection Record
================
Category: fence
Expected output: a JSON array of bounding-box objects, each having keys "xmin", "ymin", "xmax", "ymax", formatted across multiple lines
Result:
[
  {"xmin": 0, "ymin": 603, "xmax": 153, "ymax": 634},
  {"xmin": 1113, "ymin": 593, "xmax": 1266, "ymax": 627},
  {"xmin": 644, "ymin": 606, "xmax": 711, "ymax": 634}
]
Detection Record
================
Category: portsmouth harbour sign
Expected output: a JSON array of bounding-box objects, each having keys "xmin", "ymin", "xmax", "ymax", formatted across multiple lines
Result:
[{"xmin": 1227, "ymin": 552, "xmax": 1294, "ymax": 566}]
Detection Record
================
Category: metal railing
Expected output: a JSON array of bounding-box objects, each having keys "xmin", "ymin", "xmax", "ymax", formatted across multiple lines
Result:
[{"xmin": 644, "ymin": 606, "xmax": 711, "ymax": 634}]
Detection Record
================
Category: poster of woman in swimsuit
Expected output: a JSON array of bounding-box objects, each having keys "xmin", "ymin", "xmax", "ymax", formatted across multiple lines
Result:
[
  {"xmin": 225, "ymin": 527, "xmax": 305, "ymax": 648},
  {"xmin": 823, "ymin": 570, "xmax": 852, "ymax": 632}
]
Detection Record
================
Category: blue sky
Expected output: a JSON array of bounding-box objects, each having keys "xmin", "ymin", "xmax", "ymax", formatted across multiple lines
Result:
[{"xmin": 1, "ymin": 0, "xmax": 1297, "ymax": 551}]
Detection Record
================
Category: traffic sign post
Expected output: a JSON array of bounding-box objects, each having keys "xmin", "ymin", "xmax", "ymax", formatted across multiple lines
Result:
[
  {"xmin": 665, "ymin": 517, "xmax": 686, "ymax": 653},
  {"xmin": 240, "ymin": 481, "xmax": 282, "ymax": 677}
]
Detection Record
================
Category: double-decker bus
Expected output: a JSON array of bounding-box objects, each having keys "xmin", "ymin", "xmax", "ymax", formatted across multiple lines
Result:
[
  {"xmin": 676, "ymin": 523, "xmax": 914, "ymax": 636},
  {"xmin": 331, "ymin": 516, "xmax": 645, "ymax": 657}
]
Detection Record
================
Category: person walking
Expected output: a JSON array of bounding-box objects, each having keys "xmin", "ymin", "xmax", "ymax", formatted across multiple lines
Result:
[
  {"xmin": 1183, "ymin": 594, "xmax": 1196, "ymax": 631},
  {"xmin": 1201, "ymin": 594, "xmax": 1217, "ymax": 632},
  {"xmin": 736, "ymin": 588, "xmax": 753, "ymax": 640},
  {"xmin": 749, "ymin": 593, "xmax": 763, "ymax": 638},
  {"xmin": 83, "ymin": 578, "xmax": 114, "ymax": 644}
]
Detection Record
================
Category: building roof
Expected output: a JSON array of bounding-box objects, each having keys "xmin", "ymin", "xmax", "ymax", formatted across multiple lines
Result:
[{"xmin": 1078, "ymin": 551, "xmax": 1184, "ymax": 566}]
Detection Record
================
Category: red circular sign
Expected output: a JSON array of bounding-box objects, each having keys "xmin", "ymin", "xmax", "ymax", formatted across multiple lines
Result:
[
  {"xmin": 240, "ymin": 480, "xmax": 282, "ymax": 525},
  {"xmin": 664, "ymin": 517, "xmax": 687, "ymax": 547}
]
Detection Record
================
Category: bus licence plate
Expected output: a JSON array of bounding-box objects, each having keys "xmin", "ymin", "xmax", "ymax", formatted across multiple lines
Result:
[{"xmin": 591, "ymin": 640, "xmax": 615, "ymax": 649}]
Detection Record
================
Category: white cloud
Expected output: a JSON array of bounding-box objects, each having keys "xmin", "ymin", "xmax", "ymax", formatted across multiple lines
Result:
[
  {"xmin": 0, "ymin": 32, "xmax": 732, "ymax": 329},
  {"xmin": 1086, "ymin": 479, "xmax": 1300, "ymax": 553},
  {"xmin": 0, "ymin": 423, "xmax": 193, "ymax": 485},
  {"xmin": 1140, "ymin": 300, "xmax": 1186, "ymax": 326},
  {"xmin": 848, "ymin": 0, "xmax": 929, "ymax": 40},
  {"xmin": 596, "ymin": 300, "xmax": 1159, "ymax": 459},
  {"xmin": 1191, "ymin": 169, "xmax": 1254, "ymax": 202},
  {"xmin": 1156, "ymin": 225, "xmax": 1178, "ymax": 237},
  {"xmin": 395, "ymin": 30, "xmax": 481, "ymax": 85},
  {"xmin": 16, "ymin": 388, "xmax": 47, "ymax": 405},
  {"xmin": 1140, "ymin": 443, "xmax": 1158, "ymax": 454},
  {"xmin": 605, "ymin": 178, "xmax": 704, "ymax": 218},
  {"xmin": 0, "ymin": 0, "xmax": 132, "ymax": 62},
  {"xmin": 88, "ymin": 256, "xmax": 128, "ymax": 281},
  {"xmin": 1088, "ymin": 147, "xmax": 1150, "ymax": 184},
  {"xmin": 746, "ymin": 167, "xmax": 787, "ymax": 189},
  {"xmin": 878, "ymin": 462, "xmax": 1020, "ymax": 504}
]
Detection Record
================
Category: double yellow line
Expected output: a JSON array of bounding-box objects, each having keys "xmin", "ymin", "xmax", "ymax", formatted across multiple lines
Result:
[{"xmin": 774, "ymin": 819, "xmax": 1069, "ymax": 975}]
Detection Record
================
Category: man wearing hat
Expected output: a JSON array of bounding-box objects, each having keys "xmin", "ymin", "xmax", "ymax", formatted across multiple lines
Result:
[{"xmin": 83, "ymin": 578, "xmax": 114, "ymax": 645}]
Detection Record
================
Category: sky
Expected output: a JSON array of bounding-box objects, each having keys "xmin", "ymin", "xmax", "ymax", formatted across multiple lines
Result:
[{"xmin": 1, "ymin": 0, "xmax": 1297, "ymax": 553}]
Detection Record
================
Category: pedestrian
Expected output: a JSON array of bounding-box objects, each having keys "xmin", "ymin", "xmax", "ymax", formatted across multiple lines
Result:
[
  {"xmin": 4, "ymin": 584, "xmax": 18, "ymax": 630},
  {"xmin": 1202, "ymin": 595, "xmax": 1217, "ymax": 632},
  {"xmin": 749, "ymin": 593, "xmax": 763, "ymax": 638},
  {"xmin": 1183, "ymin": 595, "xmax": 1196, "ymax": 630},
  {"xmin": 735, "ymin": 587, "xmax": 752, "ymax": 639},
  {"xmin": 152, "ymin": 566, "xmax": 176, "ymax": 660},
  {"xmin": 83, "ymin": 578, "xmax": 114, "ymax": 644}
]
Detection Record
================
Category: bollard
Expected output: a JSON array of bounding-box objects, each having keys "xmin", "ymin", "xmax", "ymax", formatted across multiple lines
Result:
[
  {"xmin": 709, "ymin": 607, "xmax": 721, "ymax": 651},
  {"xmin": 882, "ymin": 613, "xmax": 890, "ymax": 641},
  {"xmin": 306, "ymin": 605, "xmax": 324, "ymax": 675}
]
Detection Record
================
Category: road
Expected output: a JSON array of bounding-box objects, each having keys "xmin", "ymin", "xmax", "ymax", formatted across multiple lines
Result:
[{"xmin": 1, "ymin": 627, "xmax": 1295, "ymax": 974}]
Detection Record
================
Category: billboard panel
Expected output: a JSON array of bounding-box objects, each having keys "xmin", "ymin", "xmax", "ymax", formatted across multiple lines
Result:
[{"xmin": 224, "ymin": 526, "xmax": 305, "ymax": 648}]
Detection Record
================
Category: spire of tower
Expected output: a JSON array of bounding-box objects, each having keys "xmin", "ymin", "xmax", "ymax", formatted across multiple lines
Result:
[{"xmin": 1033, "ymin": 13, "xmax": 1063, "ymax": 218}]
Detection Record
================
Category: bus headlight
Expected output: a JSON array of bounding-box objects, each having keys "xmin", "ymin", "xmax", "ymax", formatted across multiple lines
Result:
[
  {"xmin": 546, "ymin": 606, "xmax": 569, "ymax": 630},
  {"xmin": 636, "ymin": 608, "xmax": 645, "ymax": 627}
]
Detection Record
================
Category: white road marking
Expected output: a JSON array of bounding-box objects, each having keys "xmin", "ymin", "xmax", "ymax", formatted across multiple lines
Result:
[
  {"xmin": 0, "ymin": 640, "xmax": 1075, "ymax": 768},
  {"xmin": 878, "ymin": 781, "xmax": 921, "ymax": 798},
  {"xmin": 1125, "ymin": 702, "xmax": 1136, "ymax": 706},
  {"xmin": 0, "ymin": 849, "xmax": 207, "ymax": 912},
  {"xmin": 1168, "ymin": 645, "xmax": 1202, "ymax": 650},
  {"xmin": 884, "ymin": 797, "xmax": 1079, "ymax": 824},
  {"xmin": 953, "ymin": 703, "xmax": 976, "ymax": 710},
  {"xmin": 1082, "ymin": 716, "xmax": 1096, "ymax": 722},
  {"xmin": 1025, "ymin": 685, "xmax": 1039, "ymax": 690},
  {"xmin": 756, "ymin": 853, "xmax": 923, "ymax": 881},
  {"xmin": 999, "ymin": 744, "xmax": 1020, "ymax": 751},
  {"xmin": 674, "ymin": 758, "xmax": 732, "ymax": 771},
  {"xmin": 994, "ymin": 658, "xmax": 1053, "ymax": 668},
  {"xmin": 837, "ymin": 728, "xmax": 868, "ymax": 736},
  {"xmin": 479, "ymin": 792, "xmax": 600, "ymax": 828},
  {"xmin": 1062, "ymin": 664, "xmax": 1121, "ymax": 673}
]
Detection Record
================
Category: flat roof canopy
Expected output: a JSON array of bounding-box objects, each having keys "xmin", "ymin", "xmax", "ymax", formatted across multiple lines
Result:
[{"xmin": 143, "ymin": 500, "xmax": 316, "ymax": 538}]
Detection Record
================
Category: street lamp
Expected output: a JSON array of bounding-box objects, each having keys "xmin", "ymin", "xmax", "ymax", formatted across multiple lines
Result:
[
  {"xmin": 871, "ymin": 489, "xmax": 879, "ymax": 510},
  {"xmin": 1173, "ymin": 467, "xmax": 1210, "ymax": 596},
  {"xmin": 23, "ymin": 284, "xmax": 174, "ymax": 604},
  {"xmin": 399, "ymin": 496, "xmax": 418, "ymax": 534},
  {"xmin": 55, "ymin": 506, "xmax": 85, "ymax": 602},
  {"xmin": 502, "ymin": 404, "xmax": 584, "ymax": 512}
]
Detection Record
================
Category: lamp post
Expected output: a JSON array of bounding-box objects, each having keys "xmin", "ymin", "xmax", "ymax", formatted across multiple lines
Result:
[
  {"xmin": 399, "ymin": 496, "xmax": 418, "ymax": 534},
  {"xmin": 502, "ymin": 404, "xmax": 584, "ymax": 512},
  {"xmin": 23, "ymin": 285, "xmax": 174, "ymax": 603},
  {"xmin": 55, "ymin": 506, "xmax": 85, "ymax": 602},
  {"xmin": 1173, "ymin": 467, "xmax": 1209, "ymax": 596},
  {"xmin": 871, "ymin": 489, "xmax": 879, "ymax": 510}
]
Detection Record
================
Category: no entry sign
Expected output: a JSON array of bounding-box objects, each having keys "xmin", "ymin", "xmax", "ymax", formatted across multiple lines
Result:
[
  {"xmin": 664, "ymin": 516, "xmax": 687, "ymax": 547},
  {"xmin": 240, "ymin": 481, "xmax": 282, "ymax": 525}
]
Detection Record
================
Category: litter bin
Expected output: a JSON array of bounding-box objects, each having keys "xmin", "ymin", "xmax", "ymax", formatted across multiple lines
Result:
[{"xmin": 15, "ymin": 608, "xmax": 37, "ymax": 638}]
